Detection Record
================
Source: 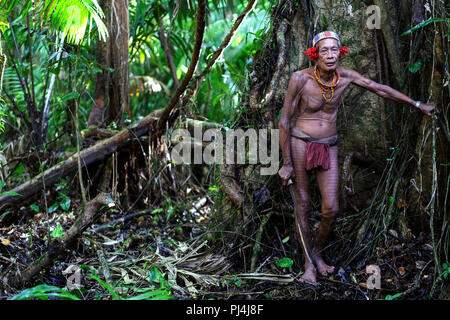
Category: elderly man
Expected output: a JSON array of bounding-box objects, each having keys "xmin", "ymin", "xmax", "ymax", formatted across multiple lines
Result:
[{"xmin": 278, "ymin": 31, "xmax": 437, "ymax": 284}]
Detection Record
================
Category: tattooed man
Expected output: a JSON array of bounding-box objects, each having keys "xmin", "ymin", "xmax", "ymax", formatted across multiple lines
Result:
[{"xmin": 278, "ymin": 31, "xmax": 437, "ymax": 284}]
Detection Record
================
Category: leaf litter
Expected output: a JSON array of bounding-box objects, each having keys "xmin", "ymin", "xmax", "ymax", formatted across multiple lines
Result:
[{"xmin": 0, "ymin": 182, "xmax": 448, "ymax": 300}]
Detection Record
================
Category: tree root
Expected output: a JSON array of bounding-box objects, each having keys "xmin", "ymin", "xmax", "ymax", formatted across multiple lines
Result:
[
  {"xmin": 342, "ymin": 152, "xmax": 377, "ymax": 192},
  {"xmin": 250, "ymin": 212, "xmax": 272, "ymax": 271},
  {"xmin": 259, "ymin": 19, "xmax": 289, "ymax": 110},
  {"xmin": 341, "ymin": 152, "xmax": 378, "ymax": 212},
  {"xmin": 219, "ymin": 164, "xmax": 244, "ymax": 206}
]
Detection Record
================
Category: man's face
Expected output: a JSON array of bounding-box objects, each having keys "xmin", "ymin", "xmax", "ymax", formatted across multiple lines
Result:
[{"xmin": 316, "ymin": 38, "xmax": 340, "ymax": 72}]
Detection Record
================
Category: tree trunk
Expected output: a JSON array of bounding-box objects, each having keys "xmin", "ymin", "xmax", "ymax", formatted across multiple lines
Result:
[
  {"xmin": 88, "ymin": 0, "xmax": 130, "ymax": 128},
  {"xmin": 213, "ymin": 0, "xmax": 449, "ymax": 265},
  {"xmin": 217, "ymin": 0, "xmax": 386, "ymax": 222}
]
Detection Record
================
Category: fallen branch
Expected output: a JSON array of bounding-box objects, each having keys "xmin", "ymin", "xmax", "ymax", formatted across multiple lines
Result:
[
  {"xmin": 0, "ymin": 114, "xmax": 214, "ymax": 211},
  {"xmin": 6, "ymin": 192, "xmax": 113, "ymax": 287},
  {"xmin": 0, "ymin": 111, "xmax": 161, "ymax": 210},
  {"xmin": 89, "ymin": 208, "xmax": 155, "ymax": 233}
]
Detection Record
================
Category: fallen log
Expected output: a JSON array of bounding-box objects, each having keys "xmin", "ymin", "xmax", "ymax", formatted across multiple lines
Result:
[
  {"xmin": 6, "ymin": 192, "xmax": 113, "ymax": 288},
  {"xmin": 0, "ymin": 111, "xmax": 161, "ymax": 210},
  {"xmin": 0, "ymin": 113, "xmax": 220, "ymax": 211}
]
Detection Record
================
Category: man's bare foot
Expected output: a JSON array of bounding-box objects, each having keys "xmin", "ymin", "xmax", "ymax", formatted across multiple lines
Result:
[
  {"xmin": 314, "ymin": 256, "xmax": 335, "ymax": 276},
  {"xmin": 298, "ymin": 264, "xmax": 317, "ymax": 284}
]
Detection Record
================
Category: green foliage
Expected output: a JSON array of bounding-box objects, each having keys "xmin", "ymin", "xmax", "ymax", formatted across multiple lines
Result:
[
  {"xmin": 50, "ymin": 223, "xmax": 64, "ymax": 239},
  {"xmin": 321, "ymin": 13, "xmax": 328, "ymax": 30},
  {"xmin": 166, "ymin": 198, "xmax": 175, "ymax": 221},
  {"xmin": 275, "ymin": 257, "xmax": 294, "ymax": 268},
  {"xmin": 400, "ymin": 18, "xmax": 449, "ymax": 37},
  {"xmin": 125, "ymin": 289, "xmax": 173, "ymax": 300},
  {"xmin": 152, "ymin": 208, "xmax": 164, "ymax": 214},
  {"xmin": 0, "ymin": 0, "xmax": 107, "ymax": 44},
  {"xmin": 9, "ymin": 277, "xmax": 173, "ymax": 300},
  {"xmin": 10, "ymin": 284, "xmax": 80, "ymax": 300},
  {"xmin": 48, "ymin": 180, "xmax": 72, "ymax": 213},
  {"xmin": 407, "ymin": 61, "xmax": 422, "ymax": 74},
  {"xmin": 0, "ymin": 6, "xmax": 106, "ymax": 160},
  {"xmin": 83, "ymin": 264, "xmax": 174, "ymax": 300},
  {"xmin": 225, "ymin": 274, "xmax": 242, "ymax": 287},
  {"xmin": 0, "ymin": 0, "xmax": 270, "ymax": 170},
  {"xmin": 87, "ymin": 272, "xmax": 121, "ymax": 300},
  {"xmin": 379, "ymin": 292, "xmax": 405, "ymax": 300},
  {"xmin": 442, "ymin": 263, "xmax": 450, "ymax": 279}
]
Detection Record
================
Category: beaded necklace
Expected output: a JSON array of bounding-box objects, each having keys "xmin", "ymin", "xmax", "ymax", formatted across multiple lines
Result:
[{"xmin": 313, "ymin": 65, "xmax": 340, "ymax": 102}]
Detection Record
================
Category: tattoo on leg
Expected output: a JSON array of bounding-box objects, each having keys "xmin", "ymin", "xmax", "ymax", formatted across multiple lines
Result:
[
  {"xmin": 314, "ymin": 145, "xmax": 339, "ymax": 276},
  {"xmin": 291, "ymin": 137, "xmax": 318, "ymax": 283}
]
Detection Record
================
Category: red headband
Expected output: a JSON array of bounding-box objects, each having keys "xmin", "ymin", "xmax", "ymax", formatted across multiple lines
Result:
[{"xmin": 304, "ymin": 46, "xmax": 348, "ymax": 61}]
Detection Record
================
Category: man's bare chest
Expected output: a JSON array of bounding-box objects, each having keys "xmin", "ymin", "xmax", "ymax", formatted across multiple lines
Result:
[{"xmin": 299, "ymin": 79, "xmax": 348, "ymax": 114}]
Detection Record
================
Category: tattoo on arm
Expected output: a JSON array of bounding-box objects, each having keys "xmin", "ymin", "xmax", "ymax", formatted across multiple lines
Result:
[
  {"xmin": 347, "ymin": 68, "xmax": 415, "ymax": 106},
  {"xmin": 279, "ymin": 72, "xmax": 304, "ymax": 165}
]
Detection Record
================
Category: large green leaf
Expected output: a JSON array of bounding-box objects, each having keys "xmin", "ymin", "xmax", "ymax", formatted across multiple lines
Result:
[
  {"xmin": 0, "ymin": 0, "xmax": 108, "ymax": 43},
  {"xmin": 10, "ymin": 284, "xmax": 80, "ymax": 300}
]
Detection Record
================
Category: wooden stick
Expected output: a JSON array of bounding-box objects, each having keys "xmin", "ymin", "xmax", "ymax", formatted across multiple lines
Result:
[{"xmin": 7, "ymin": 193, "xmax": 113, "ymax": 287}]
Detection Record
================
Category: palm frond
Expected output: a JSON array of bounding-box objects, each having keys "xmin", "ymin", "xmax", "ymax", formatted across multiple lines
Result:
[
  {"xmin": 0, "ymin": 0, "xmax": 108, "ymax": 43},
  {"xmin": 40, "ymin": 0, "xmax": 108, "ymax": 43}
]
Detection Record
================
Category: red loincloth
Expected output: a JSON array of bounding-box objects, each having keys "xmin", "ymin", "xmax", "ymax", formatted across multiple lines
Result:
[{"xmin": 305, "ymin": 142, "xmax": 330, "ymax": 170}]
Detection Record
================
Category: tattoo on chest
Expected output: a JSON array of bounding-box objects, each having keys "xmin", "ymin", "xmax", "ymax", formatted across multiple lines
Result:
[{"xmin": 304, "ymin": 95, "xmax": 335, "ymax": 113}]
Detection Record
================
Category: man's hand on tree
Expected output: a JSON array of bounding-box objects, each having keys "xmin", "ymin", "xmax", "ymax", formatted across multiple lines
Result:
[
  {"xmin": 279, "ymin": 164, "xmax": 295, "ymax": 186},
  {"xmin": 419, "ymin": 103, "xmax": 440, "ymax": 119}
]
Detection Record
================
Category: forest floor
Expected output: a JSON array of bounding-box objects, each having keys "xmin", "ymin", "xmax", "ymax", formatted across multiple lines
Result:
[{"xmin": 1, "ymin": 178, "xmax": 448, "ymax": 301}]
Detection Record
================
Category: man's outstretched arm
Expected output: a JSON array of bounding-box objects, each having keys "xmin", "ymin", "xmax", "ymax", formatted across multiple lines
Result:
[
  {"xmin": 278, "ymin": 71, "xmax": 304, "ymax": 185},
  {"xmin": 343, "ymin": 68, "xmax": 439, "ymax": 117}
]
